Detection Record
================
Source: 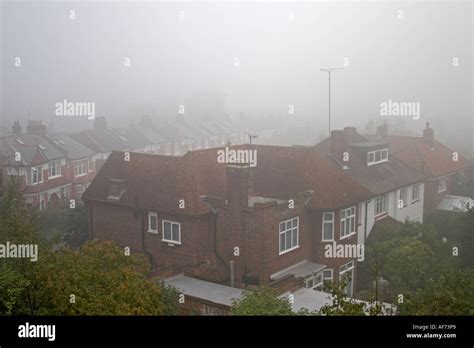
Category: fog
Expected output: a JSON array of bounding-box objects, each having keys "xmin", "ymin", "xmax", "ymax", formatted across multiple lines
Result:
[{"xmin": 1, "ymin": 0, "xmax": 472, "ymax": 154}]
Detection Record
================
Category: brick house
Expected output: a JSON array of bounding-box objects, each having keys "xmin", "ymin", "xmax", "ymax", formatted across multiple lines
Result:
[
  {"xmin": 83, "ymin": 144, "xmax": 374, "ymax": 298},
  {"xmin": 315, "ymin": 127, "xmax": 426, "ymax": 243},
  {"xmin": 367, "ymin": 122, "xmax": 472, "ymax": 214},
  {"xmin": 0, "ymin": 121, "xmax": 97, "ymax": 208}
]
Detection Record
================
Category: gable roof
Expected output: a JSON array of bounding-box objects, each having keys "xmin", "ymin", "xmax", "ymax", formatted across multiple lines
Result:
[
  {"xmin": 369, "ymin": 135, "xmax": 472, "ymax": 178},
  {"xmin": 83, "ymin": 144, "xmax": 373, "ymax": 215}
]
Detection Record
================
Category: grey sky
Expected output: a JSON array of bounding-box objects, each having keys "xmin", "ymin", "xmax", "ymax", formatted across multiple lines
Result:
[{"xmin": 1, "ymin": 1, "xmax": 472, "ymax": 152}]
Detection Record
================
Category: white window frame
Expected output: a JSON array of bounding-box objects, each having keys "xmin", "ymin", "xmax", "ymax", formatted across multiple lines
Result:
[
  {"xmin": 412, "ymin": 183, "xmax": 420, "ymax": 202},
  {"xmin": 162, "ymin": 220, "xmax": 181, "ymax": 244},
  {"xmin": 339, "ymin": 261, "xmax": 355, "ymax": 297},
  {"xmin": 367, "ymin": 148, "xmax": 389, "ymax": 166},
  {"xmin": 148, "ymin": 212, "xmax": 158, "ymax": 234},
  {"xmin": 48, "ymin": 160, "xmax": 61, "ymax": 179},
  {"xmin": 340, "ymin": 206, "xmax": 356, "ymax": 240},
  {"xmin": 31, "ymin": 166, "xmax": 43, "ymax": 185},
  {"xmin": 374, "ymin": 194, "xmax": 387, "ymax": 217},
  {"xmin": 315, "ymin": 269, "xmax": 334, "ymax": 291},
  {"xmin": 322, "ymin": 212, "xmax": 335, "ymax": 241},
  {"xmin": 438, "ymin": 176, "xmax": 448, "ymax": 193},
  {"xmin": 279, "ymin": 217, "xmax": 299, "ymax": 255},
  {"xmin": 74, "ymin": 159, "xmax": 89, "ymax": 177},
  {"xmin": 60, "ymin": 186, "xmax": 70, "ymax": 201},
  {"xmin": 305, "ymin": 273, "xmax": 323, "ymax": 290},
  {"xmin": 399, "ymin": 187, "xmax": 408, "ymax": 207}
]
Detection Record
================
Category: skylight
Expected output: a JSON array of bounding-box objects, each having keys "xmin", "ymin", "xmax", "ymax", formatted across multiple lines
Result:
[
  {"xmin": 15, "ymin": 139, "xmax": 24, "ymax": 144},
  {"xmin": 38, "ymin": 144, "xmax": 46, "ymax": 150}
]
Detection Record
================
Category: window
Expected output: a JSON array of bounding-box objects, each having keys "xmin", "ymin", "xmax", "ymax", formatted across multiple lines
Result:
[
  {"xmin": 399, "ymin": 187, "xmax": 408, "ymax": 207},
  {"xmin": 367, "ymin": 148, "xmax": 389, "ymax": 166},
  {"xmin": 339, "ymin": 261, "xmax": 355, "ymax": 297},
  {"xmin": 48, "ymin": 160, "xmax": 61, "ymax": 178},
  {"xmin": 412, "ymin": 183, "xmax": 420, "ymax": 202},
  {"xmin": 315, "ymin": 269, "xmax": 334, "ymax": 291},
  {"xmin": 31, "ymin": 167, "xmax": 42, "ymax": 184},
  {"xmin": 148, "ymin": 212, "xmax": 158, "ymax": 233},
  {"xmin": 374, "ymin": 195, "xmax": 387, "ymax": 216},
  {"xmin": 279, "ymin": 217, "xmax": 299, "ymax": 254},
  {"xmin": 305, "ymin": 273, "xmax": 323, "ymax": 290},
  {"xmin": 60, "ymin": 186, "xmax": 70, "ymax": 201},
  {"xmin": 162, "ymin": 220, "xmax": 181, "ymax": 244},
  {"xmin": 340, "ymin": 206, "xmax": 356, "ymax": 239},
  {"xmin": 322, "ymin": 212, "xmax": 334, "ymax": 241},
  {"xmin": 74, "ymin": 160, "xmax": 88, "ymax": 176},
  {"xmin": 438, "ymin": 177, "xmax": 448, "ymax": 193}
]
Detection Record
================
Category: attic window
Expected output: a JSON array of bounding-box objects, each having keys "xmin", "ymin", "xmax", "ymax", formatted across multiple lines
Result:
[
  {"xmin": 15, "ymin": 139, "xmax": 24, "ymax": 144},
  {"xmin": 107, "ymin": 179, "xmax": 126, "ymax": 200},
  {"xmin": 59, "ymin": 140, "xmax": 65, "ymax": 145},
  {"xmin": 367, "ymin": 148, "xmax": 388, "ymax": 166},
  {"xmin": 119, "ymin": 136, "xmax": 127, "ymax": 142}
]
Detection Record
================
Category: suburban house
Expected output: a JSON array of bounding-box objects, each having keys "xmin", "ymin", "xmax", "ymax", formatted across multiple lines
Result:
[
  {"xmin": 48, "ymin": 133, "xmax": 97, "ymax": 201},
  {"xmin": 0, "ymin": 121, "xmax": 79, "ymax": 208},
  {"xmin": 367, "ymin": 122, "xmax": 472, "ymax": 214},
  {"xmin": 83, "ymin": 144, "xmax": 375, "ymax": 303},
  {"xmin": 315, "ymin": 127, "xmax": 426, "ymax": 244}
]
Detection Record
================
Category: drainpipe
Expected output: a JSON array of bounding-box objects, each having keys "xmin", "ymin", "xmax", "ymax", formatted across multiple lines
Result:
[
  {"xmin": 230, "ymin": 260, "xmax": 235, "ymax": 287},
  {"xmin": 364, "ymin": 200, "xmax": 370, "ymax": 244}
]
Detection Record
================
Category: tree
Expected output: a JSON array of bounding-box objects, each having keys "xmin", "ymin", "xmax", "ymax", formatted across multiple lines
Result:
[
  {"xmin": 398, "ymin": 267, "xmax": 474, "ymax": 315},
  {"xmin": 318, "ymin": 275, "xmax": 366, "ymax": 316},
  {"xmin": 230, "ymin": 288, "xmax": 293, "ymax": 315},
  {"xmin": 33, "ymin": 240, "xmax": 179, "ymax": 315},
  {"xmin": 0, "ymin": 180, "xmax": 179, "ymax": 315}
]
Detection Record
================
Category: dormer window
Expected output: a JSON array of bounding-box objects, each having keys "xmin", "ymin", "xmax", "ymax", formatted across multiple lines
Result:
[
  {"xmin": 367, "ymin": 148, "xmax": 388, "ymax": 166},
  {"xmin": 107, "ymin": 179, "xmax": 126, "ymax": 200}
]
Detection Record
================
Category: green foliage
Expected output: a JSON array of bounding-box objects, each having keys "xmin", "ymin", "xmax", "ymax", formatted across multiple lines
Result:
[
  {"xmin": 33, "ymin": 241, "xmax": 179, "ymax": 315},
  {"xmin": 318, "ymin": 275, "xmax": 366, "ymax": 316},
  {"xmin": 39, "ymin": 202, "xmax": 88, "ymax": 249},
  {"xmin": 0, "ymin": 180, "xmax": 178, "ymax": 315},
  {"xmin": 398, "ymin": 267, "xmax": 474, "ymax": 315},
  {"xmin": 357, "ymin": 218, "xmax": 474, "ymax": 315},
  {"xmin": 230, "ymin": 287, "xmax": 293, "ymax": 315}
]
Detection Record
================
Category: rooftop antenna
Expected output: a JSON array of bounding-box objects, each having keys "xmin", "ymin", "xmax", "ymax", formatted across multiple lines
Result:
[
  {"xmin": 248, "ymin": 133, "xmax": 257, "ymax": 145},
  {"xmin": 320, "ymin": 67, "xmax": 344, "ymax": 151}
]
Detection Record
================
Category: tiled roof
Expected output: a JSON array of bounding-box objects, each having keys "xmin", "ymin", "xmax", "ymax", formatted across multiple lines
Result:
[
  {"xmin": 83, "ymin": 145, "xmax": 374, "ymax": 214},
  {"xmin": 0, "ymin": 134, "xmax": 65, "ymax": 165},
  {"xmin": 315, "ymin": 134, "xmax": 426, "ymax": 195},
  {"xmin": 378, "ymin": 135, "xmax": 471, "ymax": 178},
  {"xmin": 49, "ymin": 133, "xmax": 95, "ymax": 160}
]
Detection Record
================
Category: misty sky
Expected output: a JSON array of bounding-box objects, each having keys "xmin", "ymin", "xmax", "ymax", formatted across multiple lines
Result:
[{"xmin": 1, "ymin": 1, "xmax": 472, "ymax": 152}]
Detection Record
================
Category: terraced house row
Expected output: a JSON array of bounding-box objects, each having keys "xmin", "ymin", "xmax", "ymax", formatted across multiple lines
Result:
[
  {"xmin": 82, "ymin": 122, "xmax": 471, "ymax": 314},
  {"xmin": 0, "ymin": 115, "xmax": 283, "ymax": 209}
]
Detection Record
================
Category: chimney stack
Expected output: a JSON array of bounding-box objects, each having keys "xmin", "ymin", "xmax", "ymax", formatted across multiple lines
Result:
[
  {"xmin": 226, "ymin": 163, "xmax": 250, "ymax": 210},
  {"xmin": 329, "ymin": 130, "xmax": 348, "ymax": 165},
  {"xmin": 26, "ymin": 120, "xmax": 47, "ymax": 136},
  {"xmin": 11, "ymin": 121, "xmax": 21, "ymax": 134},
  {"xmin": 376, "ymin": 123, "xmax": 388, "ymax": 138},
  {"xmin": 423, "ymin": 122, "xmax": 434, "ymax": 146}
]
